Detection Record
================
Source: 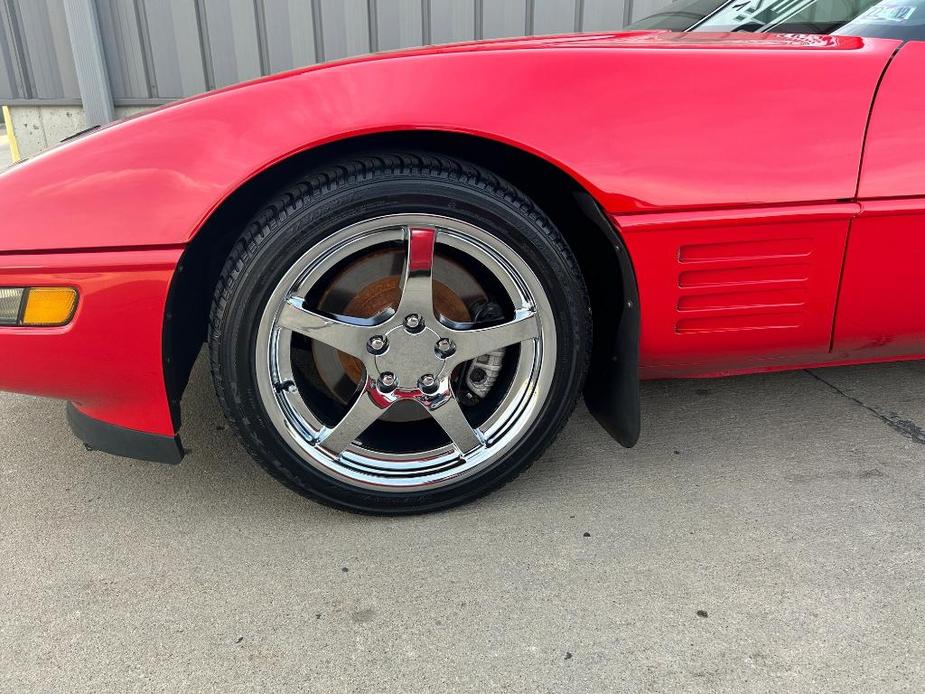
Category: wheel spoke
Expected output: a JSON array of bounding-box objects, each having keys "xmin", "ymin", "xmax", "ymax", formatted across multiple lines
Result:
[
  {"xmin": 318, "ymin": 382, "xmax": 390, "ymax": 454},
  {"xmin": 396, "ymin": 225, "xmax": 436, "ymax": 318},
  {"xmin": 449, "ymin": 308, "xmax": 539, "ymax": 363},
  {"xmin": 277, "ymin": 296, "xmax": 369, "ymax": 358},
  {"xmin": 425, "ymin": 392, "xmax": 483, "ymax": 455}
]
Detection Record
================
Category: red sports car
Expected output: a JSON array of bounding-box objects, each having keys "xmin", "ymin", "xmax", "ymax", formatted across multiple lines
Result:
[{"xmin": 1, "ymin": 1, "xmax": 923, "ymax": 513}]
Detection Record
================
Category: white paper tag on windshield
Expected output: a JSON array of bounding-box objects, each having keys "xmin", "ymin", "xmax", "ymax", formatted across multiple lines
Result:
[{"xmin": 860, "ymin": 4, "xmax": 917, "ymax": 21}]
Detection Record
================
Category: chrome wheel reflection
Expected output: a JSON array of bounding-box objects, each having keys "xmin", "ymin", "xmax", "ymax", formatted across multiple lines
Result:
[{"xmin": 255, "ymin": 214, "xmax": 556, "ymax": 491}]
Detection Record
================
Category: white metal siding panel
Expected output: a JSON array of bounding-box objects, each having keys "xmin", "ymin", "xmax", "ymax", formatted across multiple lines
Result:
[
  {"xmin": 430, "ymin": 0, "xmax": 476, "ymax": 43},
  {"xmin": 0, "ymin": 0, "xmax": 682, "ymax": 104}
]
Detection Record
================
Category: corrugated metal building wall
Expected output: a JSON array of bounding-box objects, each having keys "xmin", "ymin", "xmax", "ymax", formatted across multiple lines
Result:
[{"xmin": 1, "ymin": 0, "xmax": 674, "ymax": 105}]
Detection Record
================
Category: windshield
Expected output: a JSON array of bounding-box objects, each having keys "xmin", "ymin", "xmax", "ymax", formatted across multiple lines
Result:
[{"xmin": 628, "ymin": 0, "xmax": 925, "ymax": 40}]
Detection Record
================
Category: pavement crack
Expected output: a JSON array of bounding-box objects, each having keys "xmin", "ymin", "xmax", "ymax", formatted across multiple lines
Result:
[{"xmin": 805, "ymin": 369, "xmax": 925, "ymax": 445}]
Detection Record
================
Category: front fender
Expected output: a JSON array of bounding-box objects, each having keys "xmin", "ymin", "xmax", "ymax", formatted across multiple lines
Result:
[{"xmin": 0, "ymin": 33, "xmax": 895, "ymax": 254}]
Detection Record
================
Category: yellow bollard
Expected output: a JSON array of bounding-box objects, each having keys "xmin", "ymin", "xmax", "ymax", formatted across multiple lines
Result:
[{"xmin": 2, "ymin": 105, "xmax": 22, "ymax": 162}]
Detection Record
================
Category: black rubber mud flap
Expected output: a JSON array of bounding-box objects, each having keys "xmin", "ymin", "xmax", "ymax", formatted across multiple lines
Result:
[
  {"xmin": 575, "ymin": 193, "xmax": 641, "ymax": 448},
  {"xmin": 67, "ymin": 403, "xmax": 184, "ymax": 464}
]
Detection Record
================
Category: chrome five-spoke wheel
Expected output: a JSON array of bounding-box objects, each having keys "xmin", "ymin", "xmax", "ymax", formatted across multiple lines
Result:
[
  {"xmin": 210, "ymin": 153, "xmax": 590, "ymax": 513},
  {"xmin": 255, "ymin": 215, "xmax": 555, "ymax": 491}
]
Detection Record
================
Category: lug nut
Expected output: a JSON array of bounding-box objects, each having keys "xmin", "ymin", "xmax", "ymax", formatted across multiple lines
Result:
[
  {"xmin": 367, "ymin": 335, "xmax": 388, "ymax": 355},
  {"xmin": 435, "ymin": 338, "xmax": 456, "ymax": 358},
  {"xmin": 404, "ymin": 313, "xmax": 423, "ymax": 332},
  {"xmin": 418, "ymin": 374, "xmax": 438, "ymax": 394},
  {"xmin": 378, "ymin": 372, "xmax": 397, "ymax": 392}
]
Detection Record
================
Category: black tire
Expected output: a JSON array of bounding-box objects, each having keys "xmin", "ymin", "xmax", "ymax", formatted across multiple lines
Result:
[{"xmin": 208, "ymin": 152, "xmax": 590, "ymax": 514}]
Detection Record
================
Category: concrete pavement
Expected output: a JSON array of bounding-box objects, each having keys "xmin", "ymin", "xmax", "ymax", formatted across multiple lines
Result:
[{"xmin": 1, "ymin": 355, "xmax": 923, "ymax": 692}]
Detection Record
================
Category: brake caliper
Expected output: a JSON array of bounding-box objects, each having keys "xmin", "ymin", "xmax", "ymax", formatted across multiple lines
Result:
[{"xmin": 460, "ymin": 300, "xmax": 505, "ymax": 405}]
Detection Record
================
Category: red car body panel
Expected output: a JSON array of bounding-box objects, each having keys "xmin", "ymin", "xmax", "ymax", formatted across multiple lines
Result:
[
  {"xmin": 831, "ymin": 42, "xmax": 925, "ymax": 361},
  {"xmin": 616, "ymin": 204, "xmax": 857, "ymax": 379},
  {"xmin": 856, "ymin": 40, "xmax": 925, "ymax": 199},
  {"xmin": 0, "ymin": 31, "xmax": 921, "ymax": 443},
  {"xmin": 0, "ymin": 32, "xmax": 897, "ymax": 254},
  {"xmin": 831, "ymin": 198, "xmax": 925, "ymax": 359},
  {"xmin": 0, "ymin": 248, "xmax": 182, "ymax": 433}
]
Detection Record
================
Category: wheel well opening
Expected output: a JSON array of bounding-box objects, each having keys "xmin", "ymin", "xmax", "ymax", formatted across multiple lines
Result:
[{"xmin": 163, "ymin": 131, "xmax": 634, "ymax": 433}]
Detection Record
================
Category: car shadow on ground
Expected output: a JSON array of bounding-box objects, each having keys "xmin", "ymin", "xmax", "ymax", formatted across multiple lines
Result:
[
  {"xmin": 189, "ymin": 352, "xmax": 925, "ymax": 501},
  {"xmin": 6, "ymin": 351, "xmax": 923, "ymax": 528}
]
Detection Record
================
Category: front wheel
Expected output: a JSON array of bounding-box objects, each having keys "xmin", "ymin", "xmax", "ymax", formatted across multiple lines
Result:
[{"xmin": 209, "ymin": 153, "xmax": 590, "ymax": 514}]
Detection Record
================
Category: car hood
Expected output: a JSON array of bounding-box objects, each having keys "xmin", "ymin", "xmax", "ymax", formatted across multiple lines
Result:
[
  {"xmin": 129, "ymin": 30, "xmax": 864, "ymax": 115},
  {"xmin": 422, "ymin": 30, "xmax": 863, "ymax": 51}
]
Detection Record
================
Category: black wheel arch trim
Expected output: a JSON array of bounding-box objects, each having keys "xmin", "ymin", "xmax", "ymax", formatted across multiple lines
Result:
[
  {"xmin": 574, "ymin": 192, "xmax": 641, "ymax": 448},
  {"xmin": 66, "ymin": 403, "xmax": 185, "ymax": 465}
]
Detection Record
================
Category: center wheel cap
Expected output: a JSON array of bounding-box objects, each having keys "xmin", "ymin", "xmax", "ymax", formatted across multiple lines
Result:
[{"xmin": 375, "ymin": 323, "xmax": 447, "ymax": 388}]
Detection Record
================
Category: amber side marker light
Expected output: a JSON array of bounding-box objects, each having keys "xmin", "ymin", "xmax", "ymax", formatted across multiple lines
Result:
[{"xmin": 0, "ymin": 287, "xmax": 78, "ymax": 327}]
